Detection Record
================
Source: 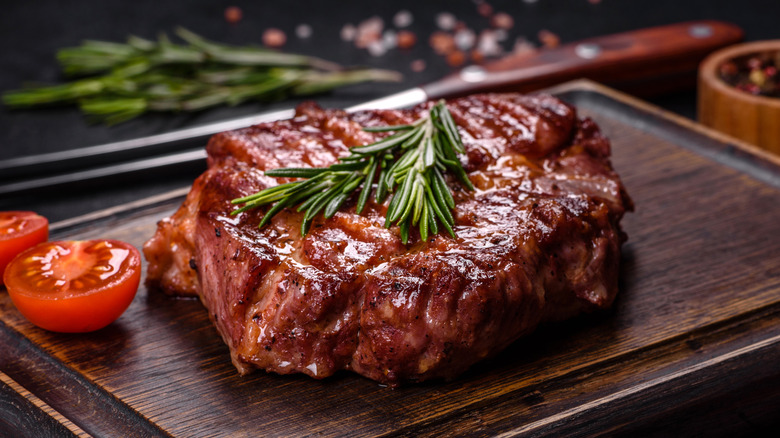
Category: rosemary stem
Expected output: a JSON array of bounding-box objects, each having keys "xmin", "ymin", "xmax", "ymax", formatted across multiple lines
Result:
[
  {"xmin": 2, "ymin": 28, "xmax": 401, "ymax": 124},
  {"xmin": 231, "ymin": 101, "xmax": 471, "ymax": 244}
]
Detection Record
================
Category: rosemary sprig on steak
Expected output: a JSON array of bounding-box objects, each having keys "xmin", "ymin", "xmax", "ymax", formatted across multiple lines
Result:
[
  {"xmin": 231, "ymin": 100, "xmax": 474, "ymax": 243},
  {"xmin": 2, "ymin": 28, "xmax": 400, "ymax": 125}
]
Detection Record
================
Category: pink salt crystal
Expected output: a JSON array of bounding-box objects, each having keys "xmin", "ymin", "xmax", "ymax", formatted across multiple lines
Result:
[
  {"xmin": 262, "ymin": 28, "xmax": 286, "ymax": 47},
  {"xmin": 397, "ymin": 30, "xmax": 417, "ymax": 49},
  {"xmin": 513, "ymin": 37, "xmax": 537, "ymax": 55},
  {"xmin": 224, "ymin": 6, "xmax": 243, "ymax": 24},
  {"xmin": 355, "ymin": 16, "xmax": 384, "ymax": 48},
  {"xmin": 491, "ymin": 12, "xmax": 514, "ymax": 29},
  {"xmin": 471, "ymin": 49, "xmax": 484, "ymax": 64},
  {"xmin": 430, "ymin": 31, "xmax": 456, "ymax": 55},
  {"xmin": 436, "ymin": 12, "xmax": 457, "ymax": 31},
  {"xmin": 477, "ymin": 2, "xmax": 493, "ymax": 17},
  {"xmin": 359, "ymin": 16, "xmax": 384, "ymax": 35},
  {"xmin": 447, "ymin": 50, "xmax": 466, "ymax": 67},
  {"xmin": 410, "ymin": 59, "xmax": 426, "ymax": 72},
  {"xmin": 538, "ymin": 29, "xmax": 560, "ymax": 48}
]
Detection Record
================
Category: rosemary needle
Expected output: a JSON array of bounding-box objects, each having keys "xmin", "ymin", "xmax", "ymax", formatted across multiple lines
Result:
[
  {"xmin": 2, "ymin": 28, "xmax": 401, "ymax": 124},
  {"xmin": 231, "ymin": 100, "xmax": 474, "ymax": 244}
]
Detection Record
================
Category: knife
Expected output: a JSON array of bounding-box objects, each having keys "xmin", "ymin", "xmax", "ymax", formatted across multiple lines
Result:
[{"xmin": 0, "ymin": 21, "xmax": 742, "ymax": 196}]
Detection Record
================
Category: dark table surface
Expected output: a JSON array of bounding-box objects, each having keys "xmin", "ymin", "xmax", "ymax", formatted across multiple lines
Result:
[{"xmin": 1, "ymin": 0, "xmax": 779, "ymax": 222}]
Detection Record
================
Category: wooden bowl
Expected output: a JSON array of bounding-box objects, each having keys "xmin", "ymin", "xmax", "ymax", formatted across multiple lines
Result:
[{"xmin": 698, "ymin": 40, "xmax": 780, "ymax": 155}]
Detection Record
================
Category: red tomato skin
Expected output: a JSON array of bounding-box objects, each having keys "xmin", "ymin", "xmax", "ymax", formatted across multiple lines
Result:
[
  {"xmin": 0, "ymin": 211, "xmax": 49, "ymax": 284},
  {"xmin": 3, "ymin": 240, "xmax": 141, "ymax": 333}
]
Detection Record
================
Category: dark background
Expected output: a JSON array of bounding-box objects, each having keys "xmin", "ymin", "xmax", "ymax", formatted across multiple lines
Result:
[{"xmin": 1, "ymin": 0, "xmax": 778, "ymax": 222}]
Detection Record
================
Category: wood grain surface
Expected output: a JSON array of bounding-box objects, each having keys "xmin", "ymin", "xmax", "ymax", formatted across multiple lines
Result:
[
  {"xmin": 0, "ymin": 371, "xmax": 86, "ymax": 437},
  {"xmin": 1, "ymin": 81, "xmax": 779, "ymax": 437}
]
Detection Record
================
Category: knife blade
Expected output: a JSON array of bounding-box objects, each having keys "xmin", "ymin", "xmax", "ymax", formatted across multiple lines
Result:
[{"xmin": 0, "ymin": 21, "xmax": 742, "ymax": 197}]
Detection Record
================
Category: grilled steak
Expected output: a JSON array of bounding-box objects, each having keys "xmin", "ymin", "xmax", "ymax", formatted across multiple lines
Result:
[{"xmin": 143, "ymin": 93, "xmax": 632, "ymax": 386}]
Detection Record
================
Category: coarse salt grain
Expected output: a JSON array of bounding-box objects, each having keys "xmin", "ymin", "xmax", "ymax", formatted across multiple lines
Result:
[
  {"xmin": 393, "ymin": 10, "xmax": 413, "ymax": 28},
  {"xmin": 341, "ymin": 24, "xmax": 357, "ymax": 42},
  {"xmin": 367, "ymin": 40, "xmax": 387, "ymax": 57},
  {"xmin": 454, "ymin": 29, "xmax": 476, "ymax": 51},
  {"xmin": 383, "ymin": 30, "xmax": 398, "ymax": 50},
  {"xmin": 436, "ymin": 12, "xmax": 457, "ymax": 31},
  {"xmin": 477, "ymin": 30, "xmax": 503, "ymax": 57},
  {"xmin": 295, "ymin": 24, "xmax": 313, "ymax": 39}
]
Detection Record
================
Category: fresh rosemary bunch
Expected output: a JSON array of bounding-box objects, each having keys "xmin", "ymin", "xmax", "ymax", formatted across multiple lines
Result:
[
  {"xmin": 2, "ymin": 28, "xmax": 400, "ymax": 124},
  {"xmin": 231, "ymin": 100, "xmax": 474, "ymax": 244}
]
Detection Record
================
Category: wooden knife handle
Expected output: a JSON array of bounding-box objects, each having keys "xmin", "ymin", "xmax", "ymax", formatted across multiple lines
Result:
[{"xmin": 422, "ymin": 20, "xmax": 744, "ymax": 99}]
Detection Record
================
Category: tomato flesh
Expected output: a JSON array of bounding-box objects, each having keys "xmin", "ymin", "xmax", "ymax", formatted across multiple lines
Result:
[
  {"xmin": 0, "ymin": 211, "xmax": 49, "ymax": 284},
  {"xmin": 3, "ymin": 239, "xmax": 141, "ymax": 333}
]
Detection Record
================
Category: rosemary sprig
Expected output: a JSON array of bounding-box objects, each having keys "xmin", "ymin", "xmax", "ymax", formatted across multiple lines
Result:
[
  {"xmin": 231, "ymin": 100, "xmax": 474, "ymax": 244},
  {"xmin": 2, "ymin": 27, "xmax": 401, "ymax": 124}
]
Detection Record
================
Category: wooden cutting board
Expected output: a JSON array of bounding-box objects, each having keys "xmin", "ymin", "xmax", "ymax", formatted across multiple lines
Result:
[{"xmin": 2, "ymin": 81, "xmax": 779, "ymax": 437}]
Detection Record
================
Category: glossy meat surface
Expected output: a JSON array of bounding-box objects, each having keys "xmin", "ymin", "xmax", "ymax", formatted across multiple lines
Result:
[{"xmin": 143, "ymin": 94, "xmax": 632, "ymax": 385}]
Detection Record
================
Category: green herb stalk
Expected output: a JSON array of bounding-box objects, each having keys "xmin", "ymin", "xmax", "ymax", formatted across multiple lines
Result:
[{"xmin": 3, "ymin": 27, "xmax": 401, "ymax": 124}]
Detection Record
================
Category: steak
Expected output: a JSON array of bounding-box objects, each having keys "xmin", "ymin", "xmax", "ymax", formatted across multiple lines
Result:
[{"xmin": 143, "ymin": 93, "xmax": 632, "ymax": 386}]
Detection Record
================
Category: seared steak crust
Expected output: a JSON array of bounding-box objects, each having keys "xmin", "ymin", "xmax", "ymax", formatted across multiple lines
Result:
[{"xmin": 143, "ymin": 94, "xmax": 632, "ymax": 385}]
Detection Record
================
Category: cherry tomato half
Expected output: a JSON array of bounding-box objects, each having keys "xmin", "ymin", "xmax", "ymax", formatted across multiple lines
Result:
[
  {"xmin": 3, "ymin": 239, "xmax": 141, "ymax": 333},
  {"xmin": 0, "ymin": 211, "xmax": 49, "ymax": 284}
]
